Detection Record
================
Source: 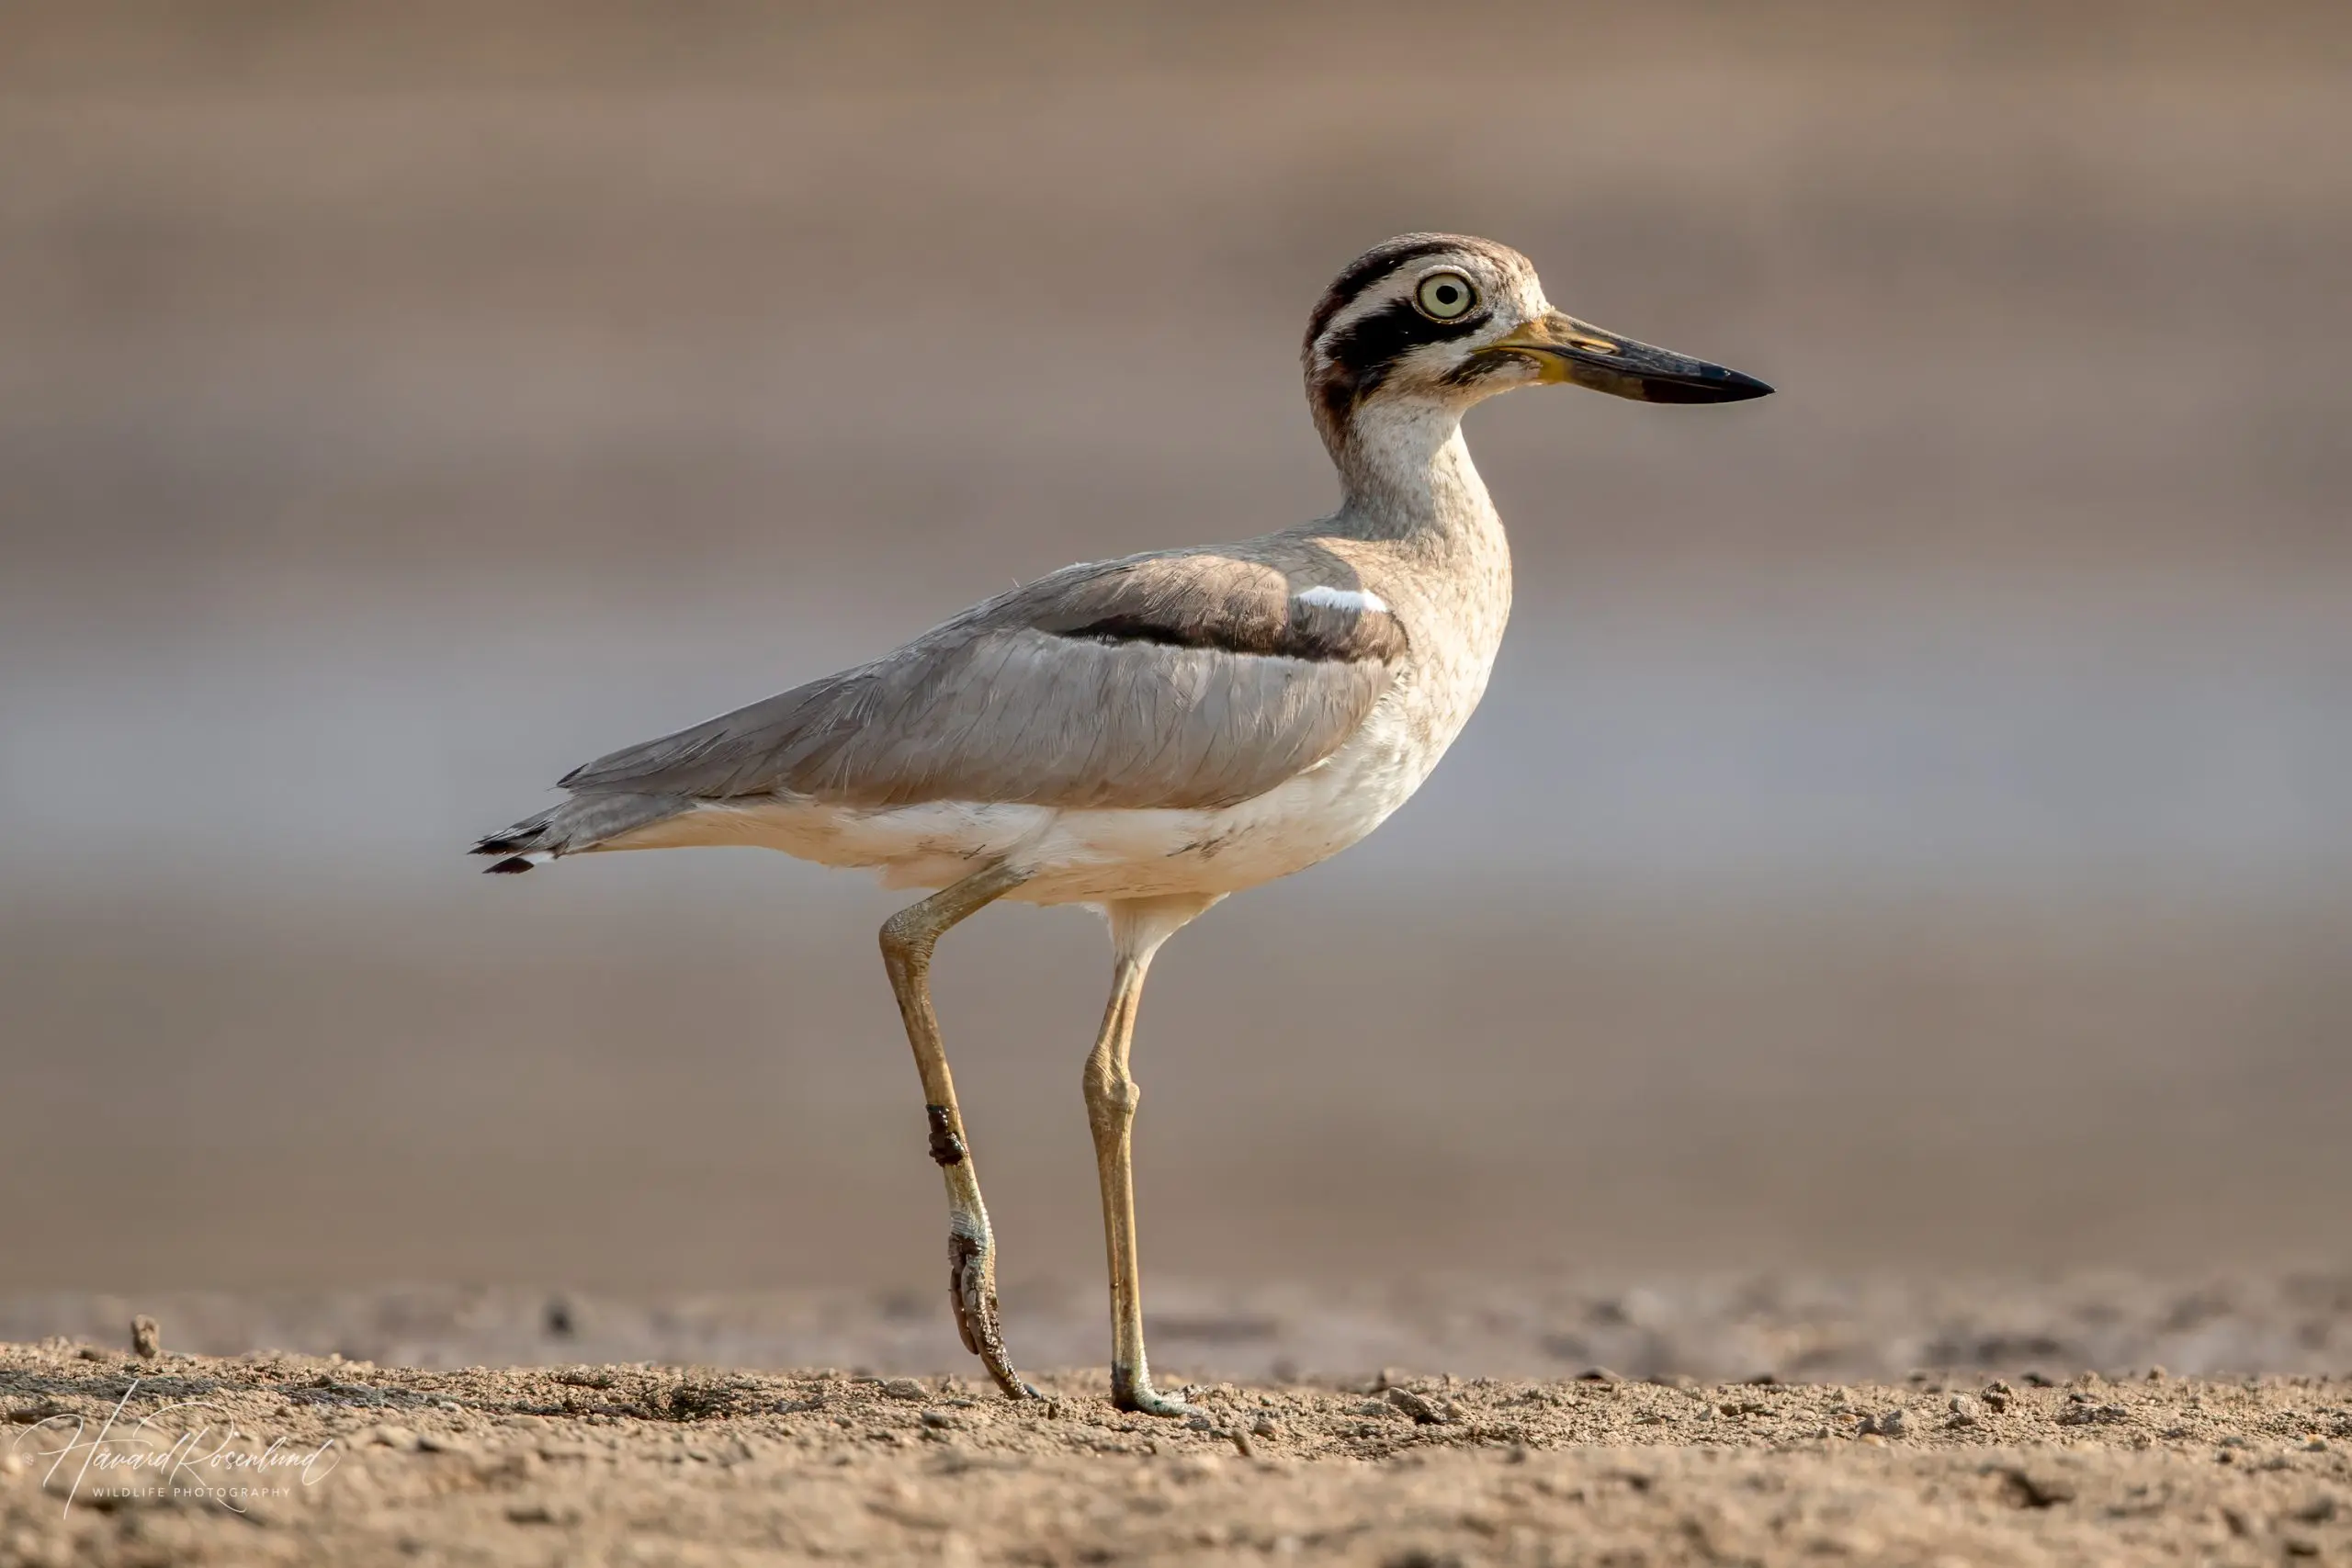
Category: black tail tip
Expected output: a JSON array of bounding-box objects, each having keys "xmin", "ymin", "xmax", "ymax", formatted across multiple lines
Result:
[{"xmin": 483, "ymin": 855, "xmax": 537, "ymax": 874}]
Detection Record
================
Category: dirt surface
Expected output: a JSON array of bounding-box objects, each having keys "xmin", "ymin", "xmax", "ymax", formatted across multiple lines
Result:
[{"xmin": 5, "ymin": 1339, "xmax": 2348, "ymax": 1567}]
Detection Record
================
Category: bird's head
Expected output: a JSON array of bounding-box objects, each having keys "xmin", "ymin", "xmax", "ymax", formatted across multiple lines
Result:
[{"xmin": 1301, "ymin": 233, "xmax": 1770, "ymax": 457}]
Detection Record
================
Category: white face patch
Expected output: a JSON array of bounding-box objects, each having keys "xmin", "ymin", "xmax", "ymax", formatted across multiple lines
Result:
[{"xmin": 1295, "ymin": 584, "xmax": 1389, "ymax": 615}]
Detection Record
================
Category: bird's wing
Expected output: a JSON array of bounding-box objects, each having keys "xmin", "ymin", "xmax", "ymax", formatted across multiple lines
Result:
[{"xmin": 557, "ymin": 544, "xmax": 1408, "ymax": 811}]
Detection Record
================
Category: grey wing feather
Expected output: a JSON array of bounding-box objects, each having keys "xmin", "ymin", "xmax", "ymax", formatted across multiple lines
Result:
[{"xmin": 557, "ymin": 546, "xmax": 1407, "ymax": 812}]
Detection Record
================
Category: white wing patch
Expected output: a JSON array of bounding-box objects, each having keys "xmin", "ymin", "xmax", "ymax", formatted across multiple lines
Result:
[{"xmin": 1294, "ymin": 584, "xmax": 1390, "ymax": 615}]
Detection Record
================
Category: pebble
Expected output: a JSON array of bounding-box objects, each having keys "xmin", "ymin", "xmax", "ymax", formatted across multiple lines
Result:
[
  {"xmin": 1385, "ymin": 1389, "xmax": 1455, "ymax": 1426},
  {"xmin": 1856, "ymin": 1408, "xmax": 1906, "ymax": 1438}
]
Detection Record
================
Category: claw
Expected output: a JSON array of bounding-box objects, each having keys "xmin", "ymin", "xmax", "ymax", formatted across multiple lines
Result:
[
  {"xmin": 1112, "ymin": 1368, "xmax": 1196, "ymax": 1417},
  {"xmin": 948, "ymin": 1231, "xmax": 1039, "ymax": 1400}
]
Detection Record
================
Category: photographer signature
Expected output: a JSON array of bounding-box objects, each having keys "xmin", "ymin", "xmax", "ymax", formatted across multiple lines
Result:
[{"xmin": 8, "ymin": 1378, "xmax": 339, "ymax": 1516}]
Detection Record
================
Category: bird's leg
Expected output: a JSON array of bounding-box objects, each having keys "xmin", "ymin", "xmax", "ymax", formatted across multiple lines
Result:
[
  {"xmin": 1083, "ymin": 895, "xmax": 1216, "ymax": 1416},
  {"xmin": 878, "ymin": 859, "xmax": 1035, "ymax": 1399}
]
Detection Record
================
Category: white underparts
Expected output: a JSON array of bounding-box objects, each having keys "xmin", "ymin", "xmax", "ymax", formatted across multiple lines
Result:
[{"xmin": 1294, "ymin": 584, "xmax": 1389, "ymax": 615}]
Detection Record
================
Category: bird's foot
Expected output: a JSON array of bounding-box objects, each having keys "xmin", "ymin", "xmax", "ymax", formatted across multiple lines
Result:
[
  {"xmin": 948, "ymin": 1233, "xmax": 1040, "ymax": 1400},
  {"xmin": 1111, "ymin": 1368, "xmax": 1197, "ymax": 1418}
]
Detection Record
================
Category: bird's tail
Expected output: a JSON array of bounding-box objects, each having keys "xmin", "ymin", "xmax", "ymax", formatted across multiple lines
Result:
[{"xmin": 469, "ymin": 791, "xmax": 692, "ymax": 874}]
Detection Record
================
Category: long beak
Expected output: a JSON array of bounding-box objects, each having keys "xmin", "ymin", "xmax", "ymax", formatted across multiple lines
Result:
[{"xmin": 1479, "ymin": 310, "xmax": 1772, "ymax": 404}]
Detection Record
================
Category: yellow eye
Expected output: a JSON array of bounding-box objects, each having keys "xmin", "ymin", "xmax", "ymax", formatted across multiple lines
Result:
[{"xmin": 1414, "ymin": 270, "xmax": 1477, "ymax": 321}]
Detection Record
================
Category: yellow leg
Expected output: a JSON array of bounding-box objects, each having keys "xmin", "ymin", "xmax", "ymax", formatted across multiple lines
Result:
[
  {"xmin": 1082, "ymin": 894, "xmax": 1218, "ymax": 1415},
  {"xmin": 878, "ymin": 859, "xmax": 1034, "ymax": 1399}
]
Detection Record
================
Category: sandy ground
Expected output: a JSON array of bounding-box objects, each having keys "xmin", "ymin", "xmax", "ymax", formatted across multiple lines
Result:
[
  {"xmin": 5, "ymin": 1278, "xmax": 2350, "ymax": 1565},
  {"xmin": 4, "ymin": 1341, "xmax": 2348, "ymax": 1567}
]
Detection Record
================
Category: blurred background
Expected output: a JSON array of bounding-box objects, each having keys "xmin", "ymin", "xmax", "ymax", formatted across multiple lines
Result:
[{"xmin": 3, "ymin": 2, "xmax": 2347, "ymax": 1351}]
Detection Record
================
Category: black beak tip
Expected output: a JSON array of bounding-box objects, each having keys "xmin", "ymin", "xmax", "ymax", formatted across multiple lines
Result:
[{"xmin": 1645, "ymin": 366, "xmax": 1773, "ymax": 404}]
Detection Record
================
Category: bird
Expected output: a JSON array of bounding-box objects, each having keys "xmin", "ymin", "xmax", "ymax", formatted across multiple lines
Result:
[{"xmin": 472, "ymin": 233, "xmax": 1770, "ymax": 1415}]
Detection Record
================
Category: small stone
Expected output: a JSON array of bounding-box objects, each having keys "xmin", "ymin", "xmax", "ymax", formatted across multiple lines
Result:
[
  {"xmin": 1981, "ymin": 1381, "xmax": 2014, "ymax": 1412},
  {"xmin": 130, "ymin": 1316, "xmax": 161, "ymax": 1359},
  {"xmin": 881, "ymin": 1378, "xmax": 930, "ymax": 1402},
  {"xmin": 1857, "ymin": 1407, "xmax": 1905, "ymax": 1439},
  {"xmin": 920, "ymin": 1409, "xmax": 963, "ymax": 1430},
  {"xmin": 1385, "ymin": 1388, "xmax": 1454, "ymax": 1426}
]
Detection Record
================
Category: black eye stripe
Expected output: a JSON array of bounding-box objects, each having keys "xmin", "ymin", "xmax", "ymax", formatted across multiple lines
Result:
[
  {"xmin": 1302, "ymin": 238, "xmax": 1466, "ymax": 350},
  {"xmin": 1330, "ymin": 298, "xmax": 1490, "ymax": 362},
  {"xmin": 1310, "ymin": 298, "xmax": 1494, "ymax": 431}
]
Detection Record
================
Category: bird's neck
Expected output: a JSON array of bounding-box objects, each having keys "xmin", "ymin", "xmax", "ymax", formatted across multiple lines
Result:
[{"xmin": 1320, "ymin": 398, "xmax": 1501, "ymax": 554}]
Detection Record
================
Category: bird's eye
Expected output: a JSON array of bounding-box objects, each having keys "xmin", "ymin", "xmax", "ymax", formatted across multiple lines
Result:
[{"xmin": 1414, "ymin": 270, "xmax": 1477, "ymax": 321}]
